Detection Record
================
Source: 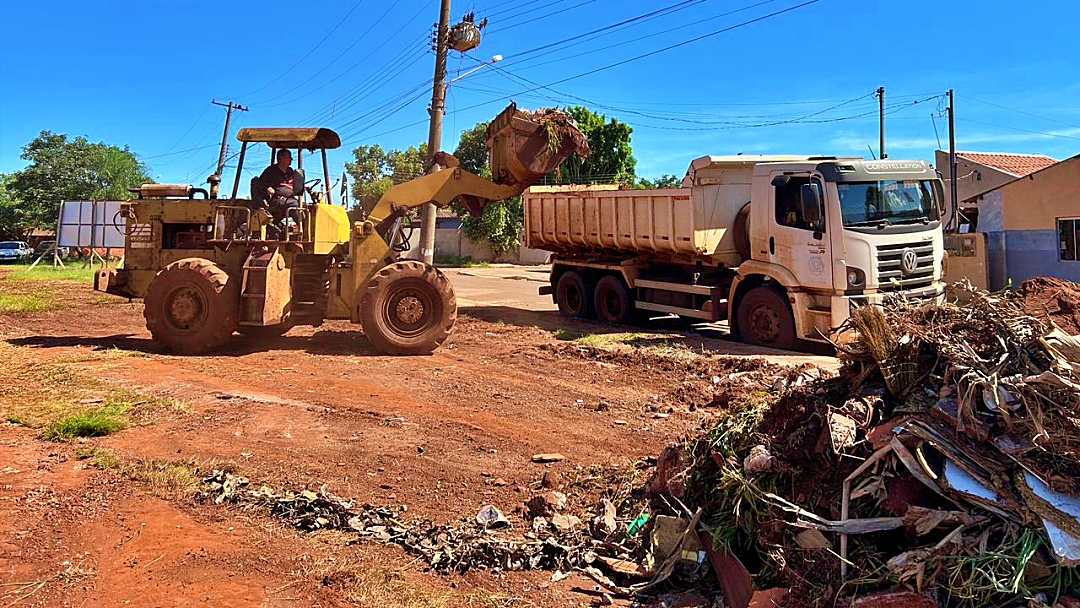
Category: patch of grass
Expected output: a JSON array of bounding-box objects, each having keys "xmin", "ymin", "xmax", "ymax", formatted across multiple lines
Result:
[
  {"xmin": 0, "ymin": 292, "xmax": 55, "ymax": 313},
  {"xmin": 42, "ymin": 405, "xmax": 127, "ymax": 440},
  {"xmin": 295, "ymin": 555, "xmax": 528, "ymax": 608},
  {"xmin": 124, "ymin": 459, "xmax": 200, "ymax": 497},
  {"xmin": 0, "ymin": 343, "xmax": 179, "ymax": 439},
  {"xmin": 433, "ymin": 254, "xmax": 490, "ymax": 268},
  {"xmin": 53, "ymin": 347, "xmax": 141, "ymax": 364},
  {"xmin": 75, "ymin": 446, "xmax": 122, "ymax": 470},
  {"xmin": 7, "ymin": 414, "xmax": 27, "ymax": 425},
  {"xmin": 5, "ymin": 263, "xmax": 97, "ymax": 283}
]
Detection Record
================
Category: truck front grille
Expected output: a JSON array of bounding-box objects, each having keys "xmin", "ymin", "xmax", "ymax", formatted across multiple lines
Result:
[{"xmin": 876, "ymin": 242, "xmax": 934, "ymax": 292}]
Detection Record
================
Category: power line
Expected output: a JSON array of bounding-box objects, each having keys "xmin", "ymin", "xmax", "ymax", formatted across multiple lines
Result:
[
  {"xmin": 961, "ymin": 94, "xmax": 1080, "ymax": 129},
  {"xmin": 486, "ymin": 0, "xmax": 600, "ymax": 33},
  {"xmin": 237, "ymin": 0, "xmax": 367, "ymax": 100},
  {"xmin": 957, "ymin": 118, "xmax": 1080, "ymax": 141},
  {"xmin": 254, "ymin": 0, "xmax": 415, "ymax": 107}
]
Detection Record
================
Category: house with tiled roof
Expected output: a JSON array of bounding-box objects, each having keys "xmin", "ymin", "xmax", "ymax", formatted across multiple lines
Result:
[
  {"xmin": 935, "ymin": 150, "xmax": 1059, "ymax": 217},
  {"xmin": 957, "ymin": 153, "xmax": 1080, "ymax": 289}
]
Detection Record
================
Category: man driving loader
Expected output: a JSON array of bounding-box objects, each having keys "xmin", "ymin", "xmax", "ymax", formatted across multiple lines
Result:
[{"xmin": 257, "ymin": 148, "xmax": 304, "ymax": 223}]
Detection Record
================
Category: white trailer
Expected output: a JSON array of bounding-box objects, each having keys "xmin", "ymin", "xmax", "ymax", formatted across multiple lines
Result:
[{"xmin": 525, "ymin": 155, "xmax": 946, "ymax": 349}]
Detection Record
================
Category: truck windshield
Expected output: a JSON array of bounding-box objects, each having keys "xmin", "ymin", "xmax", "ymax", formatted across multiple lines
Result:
[{"xmin": 837, "ymin": 180, "xmax": 939, "ymax": 227}]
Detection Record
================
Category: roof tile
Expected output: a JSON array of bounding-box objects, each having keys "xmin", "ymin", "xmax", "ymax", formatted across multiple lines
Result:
[{"xmin": 956, "ymin": 151, "xmax": 1058, "ymax": 177}]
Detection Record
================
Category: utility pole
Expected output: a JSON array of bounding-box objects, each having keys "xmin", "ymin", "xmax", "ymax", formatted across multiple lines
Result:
[
  {"xmin": 419, "ymin": 0, "xmax": 453, "ymax": 265},
  {"xmin": 877, "ymin": 86, "xmax": 886, "ymax": 159},
  {"xmin": 211, "ymin": 100, "xmax": 248, "ymax": 195},
  {"xmin": 947, "ymin": 89, "xmax": 956, "ymax": 231}
]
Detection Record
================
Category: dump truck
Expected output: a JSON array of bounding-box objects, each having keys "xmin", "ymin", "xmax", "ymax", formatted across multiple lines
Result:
[
  {"xmin": 95, "ymin": 103, "xmax": 588, "ymax": 355},
  {"xmin": 525, "ymin": 155, "xmax": 946, "ymax": 349}
]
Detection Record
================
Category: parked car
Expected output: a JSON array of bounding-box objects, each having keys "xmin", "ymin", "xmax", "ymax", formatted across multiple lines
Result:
[
  {"xmin": 0, "ymin": 241, "xmax": 31, "ymax": 263},
  {"xmin": 33, "ymin": 240, "xmax": 70, "ymax": 259}
]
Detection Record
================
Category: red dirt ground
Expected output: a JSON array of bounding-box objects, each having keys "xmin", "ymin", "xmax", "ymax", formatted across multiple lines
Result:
[
  {"xmin": 0, "ymin": 273, "xmax": 826, "ymax": 607},
  {"xmin": 1018, "ymin": 276, "xmax": 1080, "ymax": 335}
]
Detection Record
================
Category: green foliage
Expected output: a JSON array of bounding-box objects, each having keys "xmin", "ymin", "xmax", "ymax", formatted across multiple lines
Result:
[
  {"xmin": 635, "ymin": 174, "xmax": 682, "ymax": 189},
  {"xmin": 451, "ymin": 122, "xmax": 524, "ymax": 256},
  {"xmin": 554, "ymin": 106, "xmax": 637, "ymax": 184},
  {"xmin": 3, "ymin": 131, "xmax": 151, "ymax": 239},
  {"xmin": 345, "ymin": 142, "xmax": 428, "ymax": 216}
]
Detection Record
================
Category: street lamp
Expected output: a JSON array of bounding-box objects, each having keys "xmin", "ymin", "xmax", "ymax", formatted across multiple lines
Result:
[
  {"xmin": 419, "ymin": 52, "xmax": 503, "ymax": 264},
  {"xmin": 447, "ymin": 55, "xmax": 503, "ymax": 88}
]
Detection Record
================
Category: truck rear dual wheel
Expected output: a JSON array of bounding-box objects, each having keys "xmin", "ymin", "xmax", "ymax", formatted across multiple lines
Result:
[
  {"xmin": 555, "ymin": 270, "xmax": 591, "ymax": 318},
  {"xmin": 736, "ymin": 286, "xmax": 797, "ymax": 350},
  {"xmin": 144, "ymin": 258, "xmax": 238, "ymax": 354},
  {"xmin": 360, "ymin": 261, "xmax": 456, "ymax": 355},
  {"xmin": 593, "ymin": 275, "xmax": 633, "ymax": 324}
]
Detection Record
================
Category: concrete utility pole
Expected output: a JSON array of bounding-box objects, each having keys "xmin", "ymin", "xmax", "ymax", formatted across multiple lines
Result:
[
  {"xmin": 947, "ymin": 89, "xmax": 956, "ymax": 231},
  {"xmin": 419, "ymin": 0, "xmax": 453, "ymax": 265},
  {"xmin": 877, "ymin": 86, "xmax": 886, "ymax": 159},
  {"xmin": 212, "ymin": 100, "xmax": 248, "ymax": 179}
]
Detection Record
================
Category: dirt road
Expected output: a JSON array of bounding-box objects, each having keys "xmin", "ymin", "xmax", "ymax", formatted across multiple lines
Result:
[{"xmin": 0, "ymin": 266, "xmax": 834, "ymax": 607}]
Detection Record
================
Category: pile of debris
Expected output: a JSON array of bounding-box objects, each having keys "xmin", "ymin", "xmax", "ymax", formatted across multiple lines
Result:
[
  {"xmin": 198, "ymin": 470, "xmax": 647, "ymax": 580},
  {"xmin": 645, "ymin": 282, "xmax": 1080, "ymax": 607}
]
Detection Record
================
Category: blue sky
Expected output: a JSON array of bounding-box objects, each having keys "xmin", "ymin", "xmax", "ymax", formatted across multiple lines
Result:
[{"xmin": 1, "ymin": 0, "xmax": 1078, "ymax": 196}]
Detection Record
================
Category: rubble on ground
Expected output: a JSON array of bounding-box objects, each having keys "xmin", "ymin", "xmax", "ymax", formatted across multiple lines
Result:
[
  {"xmin": 641, "ymin": 280, "xmax": 1080, "ymax": 607},
  {"xmin": 199, "ymin": 278, "xmax": 1080, "ymax": 607}
]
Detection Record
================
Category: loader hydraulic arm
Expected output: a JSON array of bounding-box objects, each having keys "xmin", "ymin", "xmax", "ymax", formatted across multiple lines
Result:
[{"xmin": 366, "ymin": 154, "xmax": 522, "ymax": 234}]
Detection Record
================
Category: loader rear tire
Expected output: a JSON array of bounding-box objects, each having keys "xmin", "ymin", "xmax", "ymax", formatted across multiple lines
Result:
[
  {"xmin": 144, "ymin": 258, "xmax": 237, "ymax": 354},
  {"xmin": 360, "ymin": 261, "xmax": 456, "ymax": 355}
]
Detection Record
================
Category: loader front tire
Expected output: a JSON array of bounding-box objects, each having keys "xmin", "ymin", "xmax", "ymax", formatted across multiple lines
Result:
[
  {"xmin": 144, "ymin": 258, "xmax": 237, "ymax": 354},
  {"xmin": 360, "ymin": 261, "xmax": 456, "ymax": 355}
]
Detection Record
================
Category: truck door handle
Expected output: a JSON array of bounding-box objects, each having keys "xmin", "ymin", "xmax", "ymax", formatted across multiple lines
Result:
[{"xmin": 769, "ymin": 236, "xmax": 775, "ymax": 255}]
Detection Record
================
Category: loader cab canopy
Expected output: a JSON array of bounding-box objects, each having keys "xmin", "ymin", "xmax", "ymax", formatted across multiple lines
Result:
[
  {"xmin": 228, "ymin": 127, "xmax": 341, "ymax": 203},
  {"xmin": 235, "ymin": 127, "xmax": 341, "ymax": 150}
]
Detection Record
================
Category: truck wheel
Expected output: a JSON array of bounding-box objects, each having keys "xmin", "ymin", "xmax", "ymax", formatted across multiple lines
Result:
[
  {"xmin": 593, "ymin": 275, "xmax": 632, "ymax": 324},
  {"xmin": 555, "ymin": 270, "xmax": 591, "ymax": 318},
  {"xmin": 144, "ymin": 258, "xmax": 237, "ymax": 354},
  {"xmin": 360, "ymin": 261, "xmax": 456, "ymax": 355},
  {"xmin": 736, "ymin": 286, "xmax": 796, "ymax": 350}
]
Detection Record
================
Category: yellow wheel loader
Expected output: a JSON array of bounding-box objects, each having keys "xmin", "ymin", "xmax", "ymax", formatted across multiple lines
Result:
[{"xmin": 95, "ymin": 104, "xmax": 588, "ymax": 355}]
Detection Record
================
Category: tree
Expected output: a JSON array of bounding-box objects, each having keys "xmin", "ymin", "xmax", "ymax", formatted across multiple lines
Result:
[
  {"xmin": 0, "ymin": 174, "xmax": 32, "ymax": 240},
  {"xmin": 345, "ymin": 142, "xmax": 428, "ymax": 216},
  {"xmin": 5, "ymin": 131, "xmax": 151, "ymax": 236},
  {"xmin": 450, "ymin": 121, "xmax": 523, "ymax": 256},
  {"xmin": 635, "ymin": 173, "xmax": 682, "ymax": 189},
  {"xmin": 556, "ymin": 106, "xmax": 636, "ymax": 184}
]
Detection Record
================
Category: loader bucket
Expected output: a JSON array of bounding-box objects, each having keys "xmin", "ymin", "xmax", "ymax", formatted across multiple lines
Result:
[{"xmin": 486, "ymin": 103, "xmax": 590, "ymax": 188}]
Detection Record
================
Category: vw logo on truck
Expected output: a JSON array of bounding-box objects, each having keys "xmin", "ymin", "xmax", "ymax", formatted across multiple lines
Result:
[{"xmin": 900, "ymin": 248, "xmax": 920, "ymax": 277}]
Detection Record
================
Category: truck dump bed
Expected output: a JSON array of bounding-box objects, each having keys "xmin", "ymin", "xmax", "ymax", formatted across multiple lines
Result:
[{"xmin": 523, "ymin": 155, "xmax": 812, "ymax": 263}]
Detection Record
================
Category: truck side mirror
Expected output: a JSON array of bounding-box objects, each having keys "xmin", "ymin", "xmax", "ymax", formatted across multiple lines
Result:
[
  {"xmin": 800, "ymin": 182, "xmax": 824, "ymax": 231},
  {"xmin": 771, "ymin": 175, "xmax": 791, "ymax": 188}
]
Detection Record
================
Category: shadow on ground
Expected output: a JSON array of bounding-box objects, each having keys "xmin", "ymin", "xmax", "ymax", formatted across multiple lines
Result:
[{"xmin": 8, "ymin": 329, "xmax": 385, "ymax": 358}]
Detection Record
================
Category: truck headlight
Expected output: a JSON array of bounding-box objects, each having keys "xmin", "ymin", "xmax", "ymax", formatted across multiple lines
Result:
[{"xmin": 846, "ymin": 267, "xmax": 866, "ymax": 287}]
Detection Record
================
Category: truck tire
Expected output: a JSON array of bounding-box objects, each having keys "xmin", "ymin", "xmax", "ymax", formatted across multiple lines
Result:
[
  {"xmin": 144, "ymin": 258, "xmax": 237, "ymax": 354},
  {"xmin": 360, "ymin": 261, "xmax": 456, "ymax": 355},
  {"xmin": 555, "ymin": 270, "xmax": 591, "ymax": 318},
  {"xmin": 736, "ymin": 286, "xmax": 796, "ymax": 350},
  {"xmin": 594, "ymin": 275, "xmax": 632, "ymax": 324}
]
